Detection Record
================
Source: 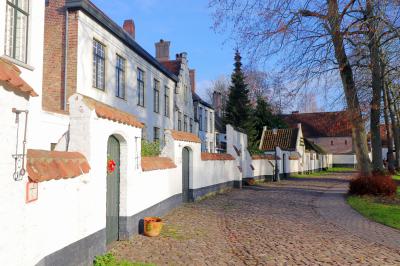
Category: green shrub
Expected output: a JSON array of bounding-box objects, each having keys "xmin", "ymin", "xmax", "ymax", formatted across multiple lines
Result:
[{"xmin": 141, "ymin": 140, "xmax": 160, "ymax": 157}]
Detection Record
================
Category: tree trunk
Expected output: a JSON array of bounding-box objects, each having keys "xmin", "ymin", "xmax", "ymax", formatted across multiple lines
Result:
[
  {"xmin": 383, "ymin": 82, "xmax": 395, "ymax": 172},
  {"xmin": 387, "ymin": 87, "xmax": 400, "ymax": 170},
  {"xmin": 327, "ymin": 0, "xmax": 371, "ymax": 176},
  {"xmin": 366, "ymin": 0, "xmax": 383, "ymax": 172}
]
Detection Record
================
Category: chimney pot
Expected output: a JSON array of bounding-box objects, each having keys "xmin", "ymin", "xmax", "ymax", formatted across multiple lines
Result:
[{"xmin": 123, "ymin": 19, "xmax": 135, "ymax": 39}]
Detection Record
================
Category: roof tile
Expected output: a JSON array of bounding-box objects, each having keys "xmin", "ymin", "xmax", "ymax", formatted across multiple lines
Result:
[
  {"xmin": 27, "ymin": 149, "xmax": 90, "ymax": 182},
  {"xmin": 201, "ymin": 153, "xmax": 235, "ymax": 161},
  {"xmin": 260, "ymin": 128, "xmax": 299, "ymax": 151},
  {"xmin": 0, "ymin": 58, "xmax": 37, "ymax": 97},
  {"xmin": 282, "ymin": 111, "xmax": 352, "ymax": 138},
  {"xmin": 251, "ymin": 154, "xmax": 281, "ymax": 160},
  {"xmin": 170, "ymin": 130, "xmax": 201, "ymax": 143},
  {"xmin": 80, "ymin": 94, "xmax": 144, "ymax": 128},
  {"xmin": 141, "ymin": 157, "xmax": 177, "ymax": 171}
]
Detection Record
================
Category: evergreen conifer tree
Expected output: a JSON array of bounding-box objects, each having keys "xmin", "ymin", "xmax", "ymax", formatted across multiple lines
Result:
[{"xmin": 224, "ymin": 50, "xmax": 253, "ymax": 130}]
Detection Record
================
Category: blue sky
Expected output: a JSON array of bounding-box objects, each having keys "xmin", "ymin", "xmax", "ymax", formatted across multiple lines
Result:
[{"xmin": 91, "ymin": 0, "xmax": 235, "ymax": 100}]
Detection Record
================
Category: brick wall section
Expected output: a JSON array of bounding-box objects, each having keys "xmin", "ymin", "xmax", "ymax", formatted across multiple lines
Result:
[{"xmin": 42, "ymin": 0, "xmax": 78, "ymax": 113}]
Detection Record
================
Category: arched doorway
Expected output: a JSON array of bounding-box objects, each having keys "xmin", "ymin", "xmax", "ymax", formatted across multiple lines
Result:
[
  {"xmin": 106, "ymin": 135, "xmax": 120, "ymax": 244},
  {"xmin": 182, "ymin": 147, "xmax": 191, "ymax": 202}
]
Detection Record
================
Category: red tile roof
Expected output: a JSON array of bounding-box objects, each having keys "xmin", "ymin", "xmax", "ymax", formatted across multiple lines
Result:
[
  {"xmin": 141, "ymin": 157, "xmax": 177, "ymax": 171},
  {"xmin": 282, "ymin": 111, "xmax": 353, "ymax": 138},
  {"xmin": 27, "ymin": 149, "xmax": 90, "ymax": 182},
  {"xmin": 0, "ymin": 58, "xmax": 37, "ymax": 97},
  {"xmin": 201, "ymin": 153, "xmax": 235, "ymax": 161},
  {"xmin": 160, "ymin": 60, "xmax": 181, "ymax": 76},
  {"xmin": 80, "ymin": 94, "xmax": 144, "ymax": 128},
  {"xmin": 368, "ymin": 124, "xmax": 391, "ymax": 147},
  {"xmin": 260, "ymin": 128, "xmax": 299, "ymax": 151},
  {"xmin": 251, "ymin": 154, "xmax": 281, "ymax": 160},
  {"xmin": 170, "ymin": 130, "xmax": 201, "ymax": 143}
]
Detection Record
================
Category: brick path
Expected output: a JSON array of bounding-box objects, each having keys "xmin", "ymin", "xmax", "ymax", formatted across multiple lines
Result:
[{"xmin": 110, "ymin": 173, "xmax": 400, "ymax": 265}]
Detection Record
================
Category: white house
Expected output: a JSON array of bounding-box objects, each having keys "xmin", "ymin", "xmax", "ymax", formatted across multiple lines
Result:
[
  {"xmin": 42, "ymin": 0, "xmax": 178, "ymax": 144},
  {"xmin": 193, "ymin": 92, "xmax": 217, "ymax": 152},
  {"xmin": 154, "ymin": 40, "xmax": 197, "ymax": 136}
]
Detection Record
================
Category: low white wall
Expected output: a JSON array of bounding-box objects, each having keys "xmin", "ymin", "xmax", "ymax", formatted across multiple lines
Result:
[
  {"xmin": 252, "ymin": 159, "xmax": 274, "ymax": 177},
  {"xmin": 194, "ymin": 159, "xmax": 239, "ymax": 189},
  {"xmin": 332, "ymin": 154, "xmax": 357, "ymax": 166}
]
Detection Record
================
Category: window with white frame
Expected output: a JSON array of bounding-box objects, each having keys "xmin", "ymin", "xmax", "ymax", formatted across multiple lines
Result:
[
  {"xmin": 116, "ymin": 55, "xmax": 125, "ymax": 98},
  {"xmin": 93, "ymin": 40, "xmax": 105, "ymax": 90},
  {"xmin": 153, "ymin": 127, "xmax": 160, "ymax": 142},
  {"xmin": 204, "ymin": 109, "xmax": 208, "ymax": 132},
  {"xmin": 137, "ymin": 68, "xmax": 145, "ymax": 106},
  {"xmin": 164, "ymin": 86, "xmax": 170, "ymax": 117},
  {"xmin": 178, "ymin": 112, "xmax": 182, "ymax": 131},
  {"xmin": 190, "ymin": 118, "xmax": 193, "ymax": 133},
  {"xmin": 199, "ymin": 107, "xmax": 203, "ymax": 131},
  {"xmin": 5, "ymin": 0, "xmax": 29, "ymax": 63},
  {"xmin": 184, "ymin": 115, "xmax": 188, "ymax": 132},
  {"xmin": 153, "ymin": 79, "xmax": 160, "ymax": 113}
]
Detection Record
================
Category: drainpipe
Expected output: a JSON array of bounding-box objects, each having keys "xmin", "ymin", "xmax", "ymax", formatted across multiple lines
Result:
[{"xmin": 63, "ymin": 8, "xmax": 69, "ymax": 110}]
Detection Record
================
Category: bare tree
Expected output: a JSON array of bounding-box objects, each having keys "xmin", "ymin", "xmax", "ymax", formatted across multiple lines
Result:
[{"xmin": 209, "ymin": 0, "xmax": 373, "ymax": 175}]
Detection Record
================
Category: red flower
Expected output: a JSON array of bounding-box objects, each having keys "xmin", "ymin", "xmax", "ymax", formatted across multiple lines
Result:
[{"xmin": 107, "ymin": 159, "xmax": 116, "ymax": 174}]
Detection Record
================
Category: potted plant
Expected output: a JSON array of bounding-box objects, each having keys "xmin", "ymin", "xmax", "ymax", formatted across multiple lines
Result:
[{"xmin": 143, "ymin": 217, "xmax": 163, "ymax": 237}]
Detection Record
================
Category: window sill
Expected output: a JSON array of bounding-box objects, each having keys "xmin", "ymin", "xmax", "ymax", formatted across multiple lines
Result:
[{"xmin": 1, "ymin": 55, "xmax": 35, "ymax": 71}]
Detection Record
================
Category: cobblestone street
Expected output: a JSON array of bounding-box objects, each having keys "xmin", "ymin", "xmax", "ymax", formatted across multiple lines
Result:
[{"xmin": 110, "ymin": 173, "xmax": 400, "ymax": 265}]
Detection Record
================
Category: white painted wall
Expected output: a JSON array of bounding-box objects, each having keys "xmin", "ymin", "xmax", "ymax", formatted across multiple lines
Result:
[{"xmin": 252, "ymin": 159, "xmax": 274, "ymax": 177}]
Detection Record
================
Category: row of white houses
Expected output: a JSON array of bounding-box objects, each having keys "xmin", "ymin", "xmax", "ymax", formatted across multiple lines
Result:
[{"xmin": 0, "ymin": 0, "xmax": 342, "ymax": 265}]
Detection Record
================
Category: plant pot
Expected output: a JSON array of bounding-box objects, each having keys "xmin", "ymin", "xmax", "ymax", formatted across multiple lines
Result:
[{"xmin": 143, "ymin": 217, "xmax": 163, "ymax": 237}]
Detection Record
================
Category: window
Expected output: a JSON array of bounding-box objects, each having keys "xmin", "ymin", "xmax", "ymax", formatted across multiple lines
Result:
[
  {"xmin": 153, "ymin": 127, "xmax": 160, "ymax": 142},
  {"xmin": 190, "ymin": 118, "xmax": 193, "ymax": 133},
  {"xmin": 345, "ymin": 140, "xmax": 348, "ymax": 145},
  {"xmin": 116, "ymin": 55, "xmax": 125, "ymax": 98},
  {"xmin": 184, "ymin": 115, "xmax": 188, "ymax": 132},
  {"xmin": 178, "ymin": 112, "xmax": 182, "ymax": 131},
  {"xmin": 210, "ymin": 112, "xmax": 213, "ymax": 132},
  {"xmin": 153, "ymin": 79, "xmax": 160, "ymax": 113},
  {"xmin": 331, "ymin": 140, "xmax": 334, "ymax": 146},
  {"xmin": 199, "ymin": 107, "xmax": 203, "ymax": 131},
  {"xmin": 5, "ymin": 0, "xmax": 29, "ymax": 63},
  {"xmin": 204, "ymin": 110, "xmax": 208, "ymax": 132},
  {"xmin": 93, "ymin": 40, "xmax": 105, "ymax": 90},
  {"xmin": 184, "ymin": 84, "xmax": 188, "ymax": 102},
  {"xmin": 137, "ymin": 68, "xmax": 145, "ymax": 106},
  {"xmin": 164, "ymin": 86, "xmax": 170, "ymax": 117},
  {"xmin": 142, "ymin": 126, "xmax": 147, "ymax": 141}
]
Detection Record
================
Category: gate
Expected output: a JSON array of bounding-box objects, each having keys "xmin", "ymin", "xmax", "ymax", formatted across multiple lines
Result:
[
  {"xmin": 182, "ymin": 147, "xmax": 190, "ymax": 202},
  {"xmin": 106, "ymin": 136, "xmax": 120, "ymax": 244}
]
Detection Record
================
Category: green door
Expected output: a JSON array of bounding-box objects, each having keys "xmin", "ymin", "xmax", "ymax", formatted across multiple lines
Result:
[
  {"xmin": 106, "ymin": 136, "xmax": 120, "ymax": 244},
  {"xmin": 182, "ymin": 147, "xmax": 190, "ymax": 202}
]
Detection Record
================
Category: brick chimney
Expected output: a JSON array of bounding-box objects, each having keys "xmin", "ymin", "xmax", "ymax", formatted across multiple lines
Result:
[
  {"xmin": 189, "ymin": 69, "xmax": 196, "ymax": 93},
  {"xmin": 123, "ymin": 19, "xmax": 135, "ymax": 39},
  {"xmin": 155, "ymin": 39, "xmax": 170, "ymax": 62}
]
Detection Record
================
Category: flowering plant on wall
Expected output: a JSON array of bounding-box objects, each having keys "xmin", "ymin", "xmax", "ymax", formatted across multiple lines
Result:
[{"xmin": 107, "ymin": 157, "xmax": 116, "ymax": 174}]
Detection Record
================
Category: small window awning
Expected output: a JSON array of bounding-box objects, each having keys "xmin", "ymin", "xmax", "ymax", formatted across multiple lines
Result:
[
  {"xmin": 141, "ymin": 157, "xmax": 176, "ymax": 171},
  {"xmin": 0, "ymin": 58, "xmax": 38, "ymax": 97},
  {"xmin": 170, "ymin": 130, "xmax": 201, "ymax": 143},
  {"xmin": 80, "ymin": 94, "xmax": 144, "ymax": 128},
  {"xmin": 27, "ymin": 149, "xmax": 90, "ymax": 182}
]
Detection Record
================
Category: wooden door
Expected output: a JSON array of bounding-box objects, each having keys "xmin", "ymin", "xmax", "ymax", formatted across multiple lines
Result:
[
  {"xmin": 182, "ymin": 147, "xmax": 190, "ymax": 202},
  {"xmin": 106, "ymin": 136, "xmax": 120, "ymax": 244}
]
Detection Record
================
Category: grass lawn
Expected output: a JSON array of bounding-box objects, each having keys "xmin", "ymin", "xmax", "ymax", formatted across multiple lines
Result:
[
  {"xmin": 393, "ymin": 175, "xmax": 400, "ymax": 181},
  {"xmin": 290, "ymin": 167, "xmax": 356, "ymax": 178},
  {"xmin": 347, "ymin": 188, "xmax": 400, "ymax": 230},
  {"xmin": 326, "ymin": 167, "xmax": 356, "ymax": 172}
]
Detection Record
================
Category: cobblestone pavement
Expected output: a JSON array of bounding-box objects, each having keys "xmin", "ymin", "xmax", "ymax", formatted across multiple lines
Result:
[{"xmin": 110, "ymin": 173, "xmax": 400, "ymax": 265}]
